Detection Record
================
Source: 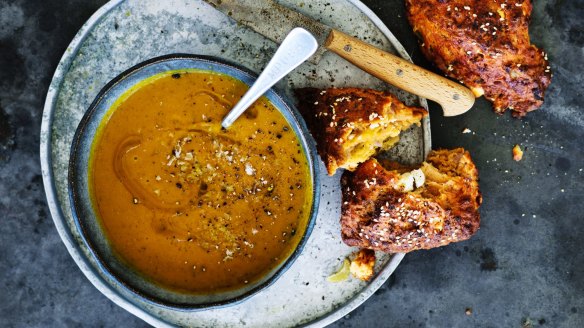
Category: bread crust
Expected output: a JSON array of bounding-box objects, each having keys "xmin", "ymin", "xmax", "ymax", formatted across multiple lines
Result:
[
  {"xmin": 406, "ymin": 0, "xmax": 551, "ymax": 117},
  {"xmin": 340, "ymin": 148, "xmax": 481, "ymax": 253},
  {"xmin": 295, "ymin": 87, "xmax": 427, "ymax": 175}
]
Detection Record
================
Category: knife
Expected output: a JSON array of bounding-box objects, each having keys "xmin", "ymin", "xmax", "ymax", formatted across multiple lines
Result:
[{"xmin": 202, "ymin": 0, "xmax": 475, "ymax": 116}]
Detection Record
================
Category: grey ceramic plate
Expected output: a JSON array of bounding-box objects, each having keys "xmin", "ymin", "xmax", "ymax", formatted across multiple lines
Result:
[{"xmin": 41, "ymin": 0, "xmax": 431, "ymax": 327}]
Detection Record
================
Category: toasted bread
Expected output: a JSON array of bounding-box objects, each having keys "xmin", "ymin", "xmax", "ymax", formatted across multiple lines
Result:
[
  {"xmin": 340, "ymin": 148, "xmax": 481, "ymax": 253},
  {"xmin": 406, "ymin": 0, "xmax": 551, "ymax": 116},
  {"xmin": 295, "ymin": 88, "xmax": 427, "ymax": 175}
]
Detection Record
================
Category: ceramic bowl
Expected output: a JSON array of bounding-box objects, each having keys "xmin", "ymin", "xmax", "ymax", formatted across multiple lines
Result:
[{"xmin": 68, "ymin": 54, "xmax": 320, "ymax": 310}]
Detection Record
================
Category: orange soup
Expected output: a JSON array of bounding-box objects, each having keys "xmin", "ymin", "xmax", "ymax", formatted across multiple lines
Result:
[{"xmin": 90, "ymin": 70, "xmax": 312, "ymax": 293}]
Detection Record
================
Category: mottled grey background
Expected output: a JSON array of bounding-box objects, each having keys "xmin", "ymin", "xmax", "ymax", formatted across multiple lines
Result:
[{"xmin": 0, "ymin": 0, "xmax": 582, "ymax": 327}]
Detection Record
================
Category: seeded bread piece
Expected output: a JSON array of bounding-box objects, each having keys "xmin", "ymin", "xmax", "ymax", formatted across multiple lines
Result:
[
  {"xmin": 406, "ymin": 0, "xmax": 551, "ymax": 116},
  {"xmin": 340, "ymin": 148, "xmax": 481, "ymax": 253},
  {"xmin": 295, "ymin": 87, "xmax": 427, "ymax": 176}
]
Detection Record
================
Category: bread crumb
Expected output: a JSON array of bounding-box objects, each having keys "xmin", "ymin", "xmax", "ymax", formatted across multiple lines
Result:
[
  {"xmin": 512, "ymin": 144, "xmax": 523, "ymax": 161},
  {"xmin": 350, "ymin": 249, "xmax": 376, "ymax": 281}
]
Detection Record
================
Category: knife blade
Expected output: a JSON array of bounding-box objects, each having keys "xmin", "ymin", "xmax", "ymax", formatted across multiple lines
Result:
[{"xmin": 203, "ymin": 0, "xmax": 475, "ymax": 116}]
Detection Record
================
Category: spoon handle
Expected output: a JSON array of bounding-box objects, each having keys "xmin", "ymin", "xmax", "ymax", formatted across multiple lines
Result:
[{"xmin": 221, "ymin": 27, "xmax": 318, "ymax": 128}]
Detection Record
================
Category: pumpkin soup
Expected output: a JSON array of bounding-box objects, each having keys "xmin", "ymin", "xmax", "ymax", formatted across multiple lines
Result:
[{"xmin": 90, "ymin": 70, "xmax": 312, "ymax": 293}]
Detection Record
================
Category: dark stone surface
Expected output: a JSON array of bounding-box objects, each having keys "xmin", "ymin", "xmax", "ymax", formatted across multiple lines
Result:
[{"xmin": 0, "ymin": 0, "xmax": 582, "ymax": 327}]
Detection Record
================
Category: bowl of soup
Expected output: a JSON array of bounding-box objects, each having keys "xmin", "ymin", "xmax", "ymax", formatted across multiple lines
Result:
[{"xmin": 68, "ymin": 54, "xmax": 320, "ymax": 309}]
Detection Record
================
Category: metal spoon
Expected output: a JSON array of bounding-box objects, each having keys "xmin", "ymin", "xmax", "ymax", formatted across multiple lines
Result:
[{"xmin": 221, "ymin": 27, "xmax": 318, "ymax": 129}]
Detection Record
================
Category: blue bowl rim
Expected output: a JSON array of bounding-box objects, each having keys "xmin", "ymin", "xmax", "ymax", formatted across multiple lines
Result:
[{"xmin": 68, "ymin": 53, "xmax": 321, "ymax": 311}]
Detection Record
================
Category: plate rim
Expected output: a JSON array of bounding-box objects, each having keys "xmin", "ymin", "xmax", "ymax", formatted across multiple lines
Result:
[{"xmin": 39, "ymin": 1, "xmax": 431, "ymax": 327}]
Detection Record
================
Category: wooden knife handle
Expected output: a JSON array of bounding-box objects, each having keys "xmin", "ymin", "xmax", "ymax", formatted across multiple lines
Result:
[{"xmin": 325, "ymin": 29, "xmax": 475, "ymax": 116}]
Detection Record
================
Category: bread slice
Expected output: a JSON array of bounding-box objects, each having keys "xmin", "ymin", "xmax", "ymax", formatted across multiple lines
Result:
[
  {"xmin": 295, "ymin": 88, "xmax": 427, "ymax": 175},
  {"xmin": 340, "ymin": 148, "xmax": 481, "ymax": 253},
  {"xmin": 406, "ymin": 0, "xmax": 552, "ymax": 116}
]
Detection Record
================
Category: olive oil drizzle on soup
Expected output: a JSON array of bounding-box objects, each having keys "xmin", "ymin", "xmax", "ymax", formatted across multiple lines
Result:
[{"xmin": 90, "ymin": 71, "xmax": 312, "ymax": 293}]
